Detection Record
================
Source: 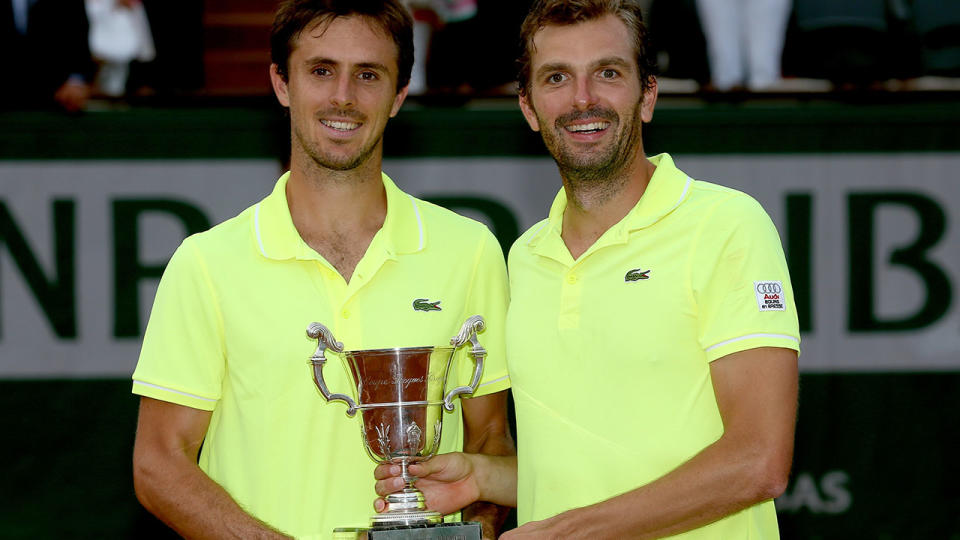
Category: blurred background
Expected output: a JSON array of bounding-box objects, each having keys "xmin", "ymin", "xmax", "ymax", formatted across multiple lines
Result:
[{"xmin": 1, "ymin": 0, "xmax": 959, "ymax": 538}]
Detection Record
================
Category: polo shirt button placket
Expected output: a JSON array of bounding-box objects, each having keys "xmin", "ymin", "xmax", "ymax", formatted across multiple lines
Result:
[{"xmin": 559, "ymin": 270, "xmax": 581, "ymax": 329}]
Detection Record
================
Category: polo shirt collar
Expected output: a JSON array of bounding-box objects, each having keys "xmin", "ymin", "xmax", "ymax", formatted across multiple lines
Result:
[
  {"xmin": 252, "ymin": 171, "xmax": 426, "ymax": 261},
  {"xmin": 528, "ymin": 153, "xmax": 692, "ymax": 259}
]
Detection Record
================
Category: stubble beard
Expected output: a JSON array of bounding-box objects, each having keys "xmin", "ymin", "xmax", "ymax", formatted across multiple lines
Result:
[
  {"xmin": 539, "ymin": 103, "xmax": 643, "ymax": 207},
  {"xmin": 293, "ymin": 109, "xmax": 382, "ymax": 172}
]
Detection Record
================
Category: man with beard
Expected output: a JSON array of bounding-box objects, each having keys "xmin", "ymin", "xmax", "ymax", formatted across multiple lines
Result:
[
  {"xmin": 131, "ymin": 1, "xmax": 513, "ymax": 538},
  {"xmin": 375, "ymin": 1, "xmax": 799, "ymax": 538}
]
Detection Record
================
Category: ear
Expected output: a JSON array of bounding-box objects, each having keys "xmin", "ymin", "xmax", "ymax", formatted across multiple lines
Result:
[
  {"xmin": 389, "ymin": 84, "xmax": 410, "ymax": 118},
  {"xmin": 640, "ymin": 76, "xmax": 658, "ymax": 123},
  {"xmin": 270, "ymin": 63, "xmax": 290, "ymax": 108},
  {"xmin": 518, "ymin": 92, "xmax": 540, "ymax": 132}
]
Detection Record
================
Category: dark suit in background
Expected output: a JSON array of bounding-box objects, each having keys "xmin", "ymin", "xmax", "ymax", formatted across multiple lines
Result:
[{"xmin": 1, "ymin": 0, "xmax": 96, "ymax": 110}]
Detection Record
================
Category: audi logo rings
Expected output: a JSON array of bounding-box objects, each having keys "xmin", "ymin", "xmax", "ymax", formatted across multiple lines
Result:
[{"xmin": 756, "ymin": 282, "xmax": 782, "ymax": 294}]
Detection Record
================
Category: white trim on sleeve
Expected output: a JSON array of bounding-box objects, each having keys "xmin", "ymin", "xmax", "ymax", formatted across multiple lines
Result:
[
  {"xmin": 705, "ymin": 333, "xmax": 799, "ymax": 352},
  {"xmin": 477, "ymin": 374, "xmax": 510, "ymax": 388},
  {"xmin": 133, "ymin": 380, "xmax": 217, "ymax": 403}
]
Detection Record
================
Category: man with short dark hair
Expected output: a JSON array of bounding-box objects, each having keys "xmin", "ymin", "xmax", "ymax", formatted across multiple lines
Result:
[
  {"xmin": 132, "ymin": 1, "xmax": 513, "ymax": 538},
  {"xmin": 376, "ymin": 1, "xmax": 799, "ymax": 538}
]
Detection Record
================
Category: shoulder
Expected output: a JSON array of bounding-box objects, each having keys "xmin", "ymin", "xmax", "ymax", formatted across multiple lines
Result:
[
  {"xmin": 412, "ymin": 196, "xmax": 501, "ymax": 249},
  {"xmin": 514, "ymin": 218, "xmax": 550, "ymax": 246},
  {"xmin": 413, "ymin": 197, "xmax": 486, "ymax": 230},
  {"xmin": 680, "ymin": 180, "xmax": 785, "ymax": 265},
  {"xmin": 506, "ymin": 218, "xmax": 549, "ymax": 262},
  {"xmin": 686, "ymin": 179, "xmax": 774, "ymax": 231},
  {"xmin": 172, "ymin": 203, "xmax": 258, "ymax": 264}
]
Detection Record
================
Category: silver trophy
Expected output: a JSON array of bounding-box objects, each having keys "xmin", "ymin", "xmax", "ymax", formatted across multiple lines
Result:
[{"xmin": 306, "ymin": 315, "xmax": 486, "ymax": 533}]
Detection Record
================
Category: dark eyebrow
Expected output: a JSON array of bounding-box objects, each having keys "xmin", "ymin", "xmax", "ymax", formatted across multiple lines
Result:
[
  {"xmin": 302, "ymin": 57, "xmax": 389, "ymax": 73},
  {"xmin": 534, "ymin": 57, "xmax": 634, "ymax": 80},
  {"xmin": 535, "ymin": 62, "xmax": 570, "ymax": 80},
  {"xmin": 354, "ymin": 62, "xmax": 389, "ymax": 73},
  {"xmin": 593, "ymin": 57, "xmax": 633, "ymax": 71},
  {"xmin": 303, "ymin": 56, "xmax": 338, "ymax": 68}
]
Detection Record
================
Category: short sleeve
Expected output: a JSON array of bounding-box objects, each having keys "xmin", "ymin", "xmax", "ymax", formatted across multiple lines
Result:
[
  {"xmin": 132, "ymin": 237, "xmax": 226, "ymax": 410},
  {"xmin": 694, "ymin": 195, "xmax": 801, "ymax": 361},
  {"xmin": 460, "ymin": 228, "xmax": 511, "ymax": 398}
]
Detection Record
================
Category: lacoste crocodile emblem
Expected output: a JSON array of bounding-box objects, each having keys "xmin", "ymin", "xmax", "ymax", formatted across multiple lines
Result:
[
  {"xmin": 625, "ymin": 268, "xmax": 651, "ymax": 282},
  {"xmin": 413, "ymin": 298, "xmax": 442, "ymax": 312}
]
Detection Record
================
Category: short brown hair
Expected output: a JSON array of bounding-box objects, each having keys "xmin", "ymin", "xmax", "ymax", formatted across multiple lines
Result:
[
  {"xmin": 517, "ymin": 0, "xmax": 656, "ymax": 96},
  {"xmin": 271, "ymin": 0, "xmax": 414, "ymax": 92}
]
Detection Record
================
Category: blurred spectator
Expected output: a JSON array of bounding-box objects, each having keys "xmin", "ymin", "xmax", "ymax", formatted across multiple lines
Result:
[
  {"xmin": 647, "ymin": 0, "xmax": 709, "ymax": 85},
  {"xmin": 404, "ymin": 0, "xmax": 525, "ymax": 96},
  {"xmin": 1, "ymin": 0, "xmax": 96, "ymax": 112},
  {"xmin": 85, "ymin": 0, "xmax": 155, "ymax": 97},
  {"xmin": 912, "ymin": 0, "xmax": 960, "ymax": 77},
  {"xmin": 695, "ymin": 0, "xmax": 791, "ymax": 91},
  {"xmin": 785, "ymin": 0, "xmax": 916, "ymax": 90},
  {"xmin": 404, "ymin": 1, "xmax": 477, "ymax": 95},
  {"xmin": 129, "ymin": 0, "xmax": 203, "ymax": 97}
]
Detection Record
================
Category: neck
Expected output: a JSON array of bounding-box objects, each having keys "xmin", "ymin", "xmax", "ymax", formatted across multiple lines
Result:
[
  {"xmin": 288, "ymin": 146, "xmax": 387, "ymax": 223},
  {"xmin": 285, "ymin": 147, "xmax": 388, "ymax": 281},
  {"xmin": 560, "ymin": 151, "xmax": 656, "ymax": 260}
]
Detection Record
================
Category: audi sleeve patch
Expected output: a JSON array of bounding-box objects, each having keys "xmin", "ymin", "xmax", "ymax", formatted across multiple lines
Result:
[{"xmin": 754, "ymin": 281, "xmax": 786, "ymax": 311}]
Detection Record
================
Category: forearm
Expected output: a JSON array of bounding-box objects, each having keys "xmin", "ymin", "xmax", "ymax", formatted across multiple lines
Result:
[
  {"xmin": 460, "ymin": 435, "xmax": 514, "ymax": 537},
  {"xmin": 544, "ymin": 434, "xmax": 785, "ymax": 539},
  {"xmin": 461, "ymin": 448, "xmax": 512, "ymax": 538},
  {"xmin": 461, "ymin": 392, "xmax": 517, "ymax": 536},
  {"xmin": 463, "ymin": 501, "xmax": 509, "ymax": 540},
  {"xmin": 531, "ymin": 348, "xmax": 798, "ymax": 539},
  {"xmin": 470, "ymin": 453, "xmax": 518, "ymax": 507},
  {"xmin": 134, "ymin": 449, "xmax": 289, "ymax": 539},
  {"xmin": 461, "ymin": 428, "xmax": 515, "ymax": 537}
]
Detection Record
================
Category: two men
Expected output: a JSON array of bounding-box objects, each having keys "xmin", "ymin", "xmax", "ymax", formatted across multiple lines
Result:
[
  {"xmin": 376, "ymin": 0, "xmax": 800, "ymax": 538},
  {"xmin": 131, "ymin": 1, "xmax": 513, "ymax": 538}
]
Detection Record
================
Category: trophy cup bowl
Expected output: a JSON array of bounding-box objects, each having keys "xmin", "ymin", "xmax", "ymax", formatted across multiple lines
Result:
[{"xmin": 307, "ymin": 315, "xmax": 487, "ymax": 531}]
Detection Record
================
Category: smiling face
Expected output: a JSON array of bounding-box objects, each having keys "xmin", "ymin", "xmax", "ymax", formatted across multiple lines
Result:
[
  {"xmin": 519, "ymin": 14, "xmax": 656, "ymax": 184},
  {"xmin": 270, "ymin": 15, "xmax": 408, "ymax": 172}
]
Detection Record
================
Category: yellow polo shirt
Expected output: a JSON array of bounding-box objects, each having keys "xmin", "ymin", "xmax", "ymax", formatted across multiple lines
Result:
[
  {"xmin": 506, "ymin": 154, "xmax": 799, "ymax": 538},
  {"xmin": 133, "ymin": 172, "xmax": 510, "ymax": 539}
]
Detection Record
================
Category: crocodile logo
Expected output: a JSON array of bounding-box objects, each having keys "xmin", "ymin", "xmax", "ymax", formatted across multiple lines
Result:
[
  {"xmin": 624, "ymin": 268, "xmax": 651, "ymax": 282},
  {"xmin": 413, "ymin": 298, "xmax": 442, "ymax": 312}
]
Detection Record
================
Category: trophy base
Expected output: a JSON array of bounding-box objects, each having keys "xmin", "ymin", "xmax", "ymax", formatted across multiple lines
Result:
[
  {"xmin": 371, "ymin": 510, "xmax": 442, "ymax": 528},
  {"xmin": 371, "ymin": 487, "xmax": 441, "ymax": 528},
  {"xmin": 333, "ymin": 522, "xmax": 481, "ymax": 540}
]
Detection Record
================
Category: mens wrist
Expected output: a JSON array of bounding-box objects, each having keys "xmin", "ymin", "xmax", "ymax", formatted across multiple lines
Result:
[{"xmin": 467, "ymin": 452, "xmax": 490, "ymax": 503}]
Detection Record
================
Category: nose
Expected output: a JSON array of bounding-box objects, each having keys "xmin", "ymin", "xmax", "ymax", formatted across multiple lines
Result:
[
  {"xmin": 330, "ymin": 75, "xmax": 356, "ymax": 108},
  {"xmin": 573, "ymin": 76, "xmax": 599, "ymax": 110}
]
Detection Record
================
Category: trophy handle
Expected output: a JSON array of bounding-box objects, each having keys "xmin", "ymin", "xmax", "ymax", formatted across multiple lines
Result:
[
  {"xmin": 443, "ymin": 315, "xmax": 486, "ymax": 412},
  {"xmin": 306, "ymin": 322, "xmax": 358, "ymax": 417}
]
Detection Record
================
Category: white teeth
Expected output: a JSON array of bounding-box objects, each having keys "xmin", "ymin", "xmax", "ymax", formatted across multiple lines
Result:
[
  {"xmin": 321, "ymin": 120, "xmax": 360, "ymax": 131},
  {"xmin": 566, "ymin": 122, "xmax": 609, "ymax": 133}
]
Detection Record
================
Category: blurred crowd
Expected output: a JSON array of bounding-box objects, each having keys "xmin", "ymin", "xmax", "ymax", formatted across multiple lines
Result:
[
  {"xmin": 656, "ymin": 0, "xmax": 960, "ymax": 93},
  {"xmin": 3, "ymin": 0, "xmax": 959, "ymax": 113},
  {"xmin": 411, "ymin": 0, "xmax": 960, "ymax": 94},
  {"xmin": 1, "ymin": 0, "xmax": 202, "ymax": 112}
]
